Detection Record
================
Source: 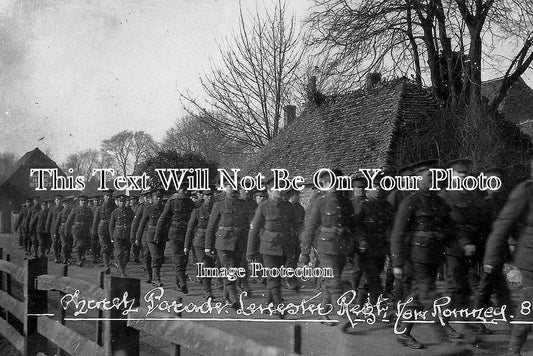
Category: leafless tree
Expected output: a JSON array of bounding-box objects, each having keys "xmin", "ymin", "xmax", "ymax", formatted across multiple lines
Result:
[
  {"xmin": 307, "ymin": 0, "xmax": 533, "ymax": 112},
  {"xmin": 162, "ymin": 114, "xmax": 252, "ymax": 168},
  {"xmin": 101, "ymin": 130, "xmax": 158, "ymax": 176},
  {"xmin": 62, "ymin": 149, "xmax": 111, "ymax": 181},
  {"xmin": 181, "ymin": 0, "xmax": 306, "ymax": 150}
]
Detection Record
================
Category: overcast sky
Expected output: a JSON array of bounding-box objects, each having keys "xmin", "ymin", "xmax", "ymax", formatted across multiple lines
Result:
[{"xmin": 1, "ymin": 0, "xmax": 532, "ymax": 164}]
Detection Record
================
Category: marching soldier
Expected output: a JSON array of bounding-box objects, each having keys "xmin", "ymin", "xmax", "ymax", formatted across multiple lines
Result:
[
  {"xmin": 300, "ymin": 169, "xmax": 357, "ymax": 331},
  {"xmin": 385, "ymin": 165, "xmax": 413, "ymax": 299},
  {"xmin": 130, "ymin": 190, "xmax": 151, "ymax": 269},
  {"xmin": 155, "ymin": 186, "xmax": 195, "ymax": 293},
  {"xmin": 92, "ymin": 189, "xmax": 117, "ymax": 273},
  {"xmin": 58, "ymin": 196, "xmax": 74, "ymax": 264},
  {"xmin": 205, "ymin": 182, "xmax": 248, "ymax": 308},
  {"xmin": 66, "ymin": 195, "xmax": 93, "ymax": 267},
  {"xmin": 356, "ymin": 173, "xmax": 394, "ymax": 304},
  {"xmin": 472, "ymin": 167, "xmax": 512, "ymax": 334},
  {"xmin": 25, "ymin": 196, "xmax": 41, "ymax": 256},
  {"xmin": 136, "ymin": 190, "xmax": 162, "ymax": 285},
  {"xmin": 439, "ymin": 159, "xmax": 484, "ymax": 311},
  {"xmin": 351, "ymin": 174, "xmax": 367, "ymax": 291},
  {"xmin": 185, "ymin": 189, "xmax": 215, "ymax": 299},
  {"xmin": 46, "ymin": 194, "xmax": 64, "ymax": 263},
  {"xmin": 14, "ymin": 198, "xmax": 31, "ymax": 249},
  {"xmin": 287, "ymin": 189, "xmax": 305, "ymax": 290},
  {"xmin": 128, "ymin": 194, "xmax": 142, "ymax": 263},
  {"xmin": 109, "ymin": 195, "xmax": 135, "ymax": 277},
  {"xmin": 89, "ymin": 195, "xmax": 101, "ymax": 264},
  {"xmin": 247, "ymin": 185, "xmax": 296, "ymax": 316},
  {"xmin": 237, "ymin": 186, "xmax": 257, "ymax": 293},
  {"xmin": 483, "ymin": 152, "xmax": 533, "ymax": 356},
  {"xmin": 31, "ymin": 200, "xmax": 50, "ymax": 258},
  {"xmin": 391, "ymin": 160, "xmax": 475, "ymax": 349}
]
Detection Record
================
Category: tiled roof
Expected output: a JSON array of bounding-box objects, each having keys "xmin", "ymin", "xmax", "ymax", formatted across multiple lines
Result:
[
  {"xmin": 481, "ymin": 77, "xmax": 533, "ymax": 125},
  {"xmin": 245, "ymin": 78, "xmax": 440, "ymax": 180}
]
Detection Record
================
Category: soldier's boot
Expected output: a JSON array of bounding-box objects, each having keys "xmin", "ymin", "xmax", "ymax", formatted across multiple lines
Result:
[
  {"xmin": 152, "ymin": 267, "xmax": 163, "ymax": 287},
  {"xmin": 146, "ymin": 268, "xmax": 153, "ymax": 284},
  {"xmin": 33, "ymin": 241, "xmax": 39, "ymax": 258},
  {"xmin": 103, "ymin": 254, "xmax": 111, "ymax": 274},
  {"xmin": 53, "ymin": 244, "xmax": 61, "ymax": 263},
  {"xmin": 433, "ymin": 323, "xmax": 463, "ymax": 343},
  {"xmin": 38, "ymin": 243, "xmax": 46, "ymax": 258},
  {"xmin": 506, "ymin": 325, "xmax": 531, "ymax": 356},
  {"xmin": 384, "ymin": 267, "xmax": 394, "ymax": 298},
  {"xmin": 77, "ymin": 251, "xmax": 84, "ymax": 267},
  {"xmin": 203, "ymin": 278, "xmax": 214, "ymax": 300},
  {"xmin": 396, "ymin": 324, "xmax": 424, "ymax": 349}
]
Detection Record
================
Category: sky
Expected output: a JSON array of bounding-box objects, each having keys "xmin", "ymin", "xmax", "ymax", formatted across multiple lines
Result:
[{"xmin": 1, "ymin": 0, "xmax": 532, "ymax": 164}]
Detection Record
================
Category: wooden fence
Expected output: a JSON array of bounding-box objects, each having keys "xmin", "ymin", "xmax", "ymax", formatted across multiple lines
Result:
[{"xmin": 0, "ymin": 248, "xmax": 301, "ymax": 356}]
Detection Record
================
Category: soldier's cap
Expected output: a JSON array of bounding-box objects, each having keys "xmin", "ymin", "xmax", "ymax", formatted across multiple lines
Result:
[
  {"xmin": 91, "ymin": 195, "xmax": 100, "ymax": 199},
  {"xmin": 372, "ymin": 172, "xmax": 386, "ymax": 185},
  {"xmin": 254, "ymin": 189, "xmax": 268, "ymax": 197},
  {"xmin": 25, "ymin": 197, "xmax": 32, "ymax": 202},
  {"xmin": 116, "ymin": 195, "xmax": 127, "ymax": 202},
  {"xmin": 140, "ymin": 189, "xmax": 151, "ymax": 196},
  {"xmin": 265, "ymin": 177, "xmax": 275, "ymax": 187},
  {"xmin": 78, "ymin": 194, "xmax": 89, "ymax": 201},
  {"xmin": 40, "ymin": 200, "xmax": 48, "ymax": 205},
  {"xmin": 128, "ymin": 194, "xmax": 140, "ymax": 201},
  {"xmin": 62, "ymin": 195, "xmax": 75, "ymax": 203},
  {"xmin": 397, "ymin": 165, "xmax": 412, "ymax": 176},
  {"xmin": 484, "ymin": 167, "xmax": 505, "ymax": 176},
  {"xmin": 150, "ymin": 188, "xmax": 165, "ymax": 197},
  {"xmin": 202, "ymin": 189, "xmax": 214, "ymax": 196},
  {"xmin": 350, "ymin": 171, "xmax": 366, "ymax": 188},
  {"xmin": 102, "ymin": 189, "xmax": 114, "ymax": 196},
  {"xmin": 33, "ymin": 196, "xmax": 40, "ymax": 200},
  {"xmin": 286, "ymin": 189, "xmax": 301, "ymax": 197},
  {"xmin": 446, "ymin": 158, "xmax": 473, "ymax": 169},
  {"xmin": 410, "ymin": 159, "xmax": 439, "ymax": 174},
  {"xmin": 53, "ymin": 194, "xmax": 64, "ymax": 199}
]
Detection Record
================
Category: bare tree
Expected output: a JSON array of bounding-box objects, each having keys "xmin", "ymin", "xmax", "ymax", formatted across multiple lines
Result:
[
  {"xmin": 101, "ymin": 130, "xmax": 157, "ymax": 176},
  {"xmin": 62, "ymin": 149, "xmax": 107, "ymax": 181},
  {"xmin": 181, "ymin": 0, "xmax": 306, "ymax": 150},
  {"xmin": 306, "ymin": 0, "xmax": 533, "ymax": 111},
  {"xmin": 162, "ymin": 114, "xmax": 251, "ymax": 168}
]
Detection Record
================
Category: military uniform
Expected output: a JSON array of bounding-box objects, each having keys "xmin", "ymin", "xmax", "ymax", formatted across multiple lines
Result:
[
  {"xmin": 391, "ymin": 160, "xmax": 469, "ymax": 349},
  {"xmin": 155, "ymin": 192, "xmax": 195, "ymax": 291},
  {"xmin": 357, "ymin": 195, "xmax": 393, "ymax": 303},
  {"xmin": 66, "ymin": 197, "xmax": 93, "ymax": 265},
  {"xmin": 350, "ymin": 177, "xmax": 367, "ymax": 291},
  {"xmin": 57, "ymin": 199, "xmax": 74, "ymax": 264},
  {"xmin": 185, "ymin": 192, "xmax": 214, "ymax": 298},
  {"xmin": 300, "ymin": 189, "xmax": 357, "ymax": 319},
  {"xmin": 137, "ymin": 192, "xmax": 165, "ymax": 285},
  {"xmin": 110, "ymin": 197, "xmax": 135, "ymax": 276},
  {"xmin": 89, "ymin": 196, "xmax": 101, "ymax": 263},
  {"xmin": 92, "ymin": 194, "xmax": 117, "ymax": 270},
  {"xmin": 25, "ymin": 199, "xmax": 41, "ymax": 256},
  {"xmin": 46, "ymin": 197, "xmax": 64, "ymax": 262},
  {"xmin": 31, "ymin": 202, "xmax": 49, "ymax": 257},
  {"xmin": 484, "ymin": 178, "xmax": 533, "ymax": 355},
  {"xmin": 205, "ymin": 193, "xmax": 248, "ymax": 305},
  {"xmin": 248, "ymin": 197, "xmax": 296, "ymax": 308},
  {"xmin": 237, "ymin": 194, "xmax": 257, "ymax": 290},
  {"xmin": 14, "ymin": 201, "xmax": 31, "ymax": 249},
  {"xmin": 474, "ymin": 169, "xmax": 512, "ymax": 316},
  {"xmin": 440, "ymin": 172, "xmax": 485, "ymax": 309}
]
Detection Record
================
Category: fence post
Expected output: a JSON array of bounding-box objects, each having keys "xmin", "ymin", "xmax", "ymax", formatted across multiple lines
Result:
[
  {"xmin": 292, "ymin": 324, "xmax": 302, "ymax": 354},
  {"xmin": 5, "ymin": 254, "xmax": 12, "ymax": 323},
  {"xmin": 24, "ymin": 257, "xmax": 48, "ymax": 356},
  {"xmin": 103, "ymin": 276, "xmax": 140, "ymax": 356},
  {"xmin": 96, "ymin": 270, "xmax": 104, "ymax": 346},
  {"xmin": 57, "ymin": 264, "xmax": 68, "ymax": 356}
]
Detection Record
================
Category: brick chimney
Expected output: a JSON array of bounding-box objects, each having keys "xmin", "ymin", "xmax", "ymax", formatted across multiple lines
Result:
[
  {"xmin": 307, "ymin": 76, "xmax": 317, "ymax": 102},
  {"xmin": 284, "ymin": 105, "xmax": 297, "ymax": 127},
  {"xmin": 365, "ymin": 72, "xmax": 382, "ymax": 90}
]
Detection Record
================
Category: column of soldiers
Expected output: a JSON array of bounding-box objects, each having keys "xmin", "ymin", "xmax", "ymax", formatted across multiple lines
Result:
[{"xmin": 11, "ymin": 156, "xmax": 533, "ymax": 355}]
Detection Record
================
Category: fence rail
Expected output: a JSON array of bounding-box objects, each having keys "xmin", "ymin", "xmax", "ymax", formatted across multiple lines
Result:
[{"xmin": 0, "ymin": 247, "xmax": 302, "ymax": 356}]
